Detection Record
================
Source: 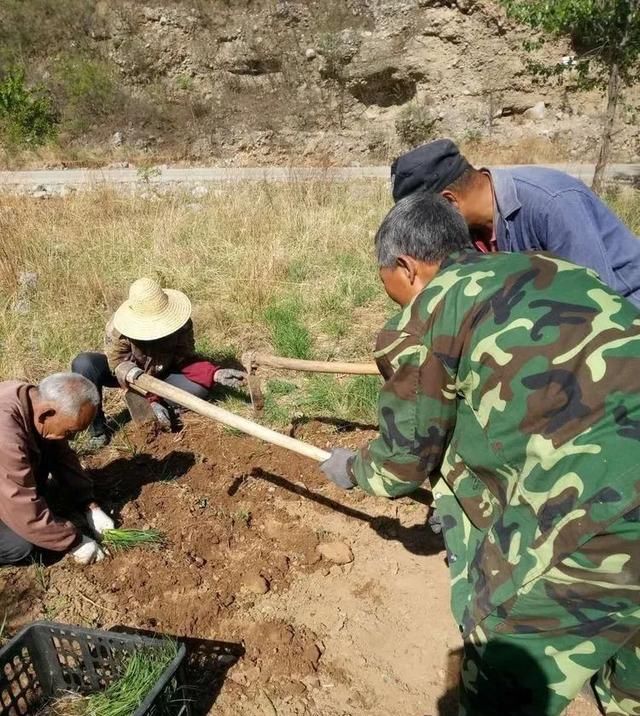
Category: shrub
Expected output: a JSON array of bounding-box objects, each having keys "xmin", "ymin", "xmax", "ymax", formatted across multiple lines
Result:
[
  {"xmin": 0, "ymin": 67, "xmax": 57, "ymax": 146},
  {"xmin": 395, "ymin": 102, "xmax": 437, "ymax": 148},
  {"xmin": 55, "ymin": 57, "xmax": 121, "ymax": 131}
]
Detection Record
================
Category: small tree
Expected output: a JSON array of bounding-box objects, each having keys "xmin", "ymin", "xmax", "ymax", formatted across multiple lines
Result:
[{"xmin": 499, "ymin": 0, "xmax": 640, "ymax": 194}]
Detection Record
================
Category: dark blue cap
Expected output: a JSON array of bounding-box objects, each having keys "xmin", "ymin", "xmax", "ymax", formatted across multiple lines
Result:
[{"xmin": 391, "ymin": 139, "xmax": 471, "ymax": 202}]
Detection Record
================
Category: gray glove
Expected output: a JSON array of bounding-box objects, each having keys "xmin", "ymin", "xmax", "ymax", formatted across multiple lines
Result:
[
  {"xmin": 214, "ymin": 368, "xmax": 247, "ymax": 389},
  {"xmin": 320, "ymin": 448, "xmax": 357, "ymax": 490},
  {"xmin": 428, "ymin": 508, "xmax": 443, "ymax": 535},
  {"xmin": 151, "ymin": 401, "xmax": 172, "ymax": 430}
]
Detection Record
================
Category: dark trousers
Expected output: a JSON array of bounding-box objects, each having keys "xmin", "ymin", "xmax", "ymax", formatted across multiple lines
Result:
[
  {"xmin": 71, "ymin": 352, "xmax": 209, "ymax": 436},
  {"xmin": 0, "ymin": 521, "xmax": 34, "ymax": 565}
]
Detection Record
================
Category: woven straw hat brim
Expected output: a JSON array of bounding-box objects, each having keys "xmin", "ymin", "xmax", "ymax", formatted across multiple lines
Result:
[{"xmin": 113, "ymin": 289, "xmax": 192, "ymax": 341}]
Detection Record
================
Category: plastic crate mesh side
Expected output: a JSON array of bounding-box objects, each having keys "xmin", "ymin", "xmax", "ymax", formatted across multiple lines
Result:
[
  {"xmin": 48, "ymin": 628, "xmax": 139, "ymax": 694},
  {"xmin": 0, "ymin": 644, "xmax": 42, "ymax": 716}
]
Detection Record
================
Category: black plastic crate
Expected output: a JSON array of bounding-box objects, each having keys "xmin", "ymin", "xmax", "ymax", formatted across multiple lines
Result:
[{"xmin": 0, "ymin": 621, "xmax": 189, "ymax": 716}]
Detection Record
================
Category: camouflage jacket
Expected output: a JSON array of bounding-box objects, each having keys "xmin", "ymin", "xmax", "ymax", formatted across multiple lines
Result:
[{"xmin": 352, "ymin": 249, "xmax": 640, "ymax": 635}]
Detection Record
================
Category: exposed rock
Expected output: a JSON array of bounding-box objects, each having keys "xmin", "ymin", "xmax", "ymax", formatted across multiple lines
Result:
[
  {"xmin": 523, "ymin": 101, "xmax": 547, "ymax": 121},
  {"xmin": 317, "ymin": 542, "xmax": 354, "ymax": 565},
  {"xmin": 3, "ymin": 0, "xmax": 639, "ymax": 163}
]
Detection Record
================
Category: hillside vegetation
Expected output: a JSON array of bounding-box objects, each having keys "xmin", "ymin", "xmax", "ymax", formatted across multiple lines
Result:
[{"xmin": 1, "ymin": 0, "xmax": 638, "ymax": 168}]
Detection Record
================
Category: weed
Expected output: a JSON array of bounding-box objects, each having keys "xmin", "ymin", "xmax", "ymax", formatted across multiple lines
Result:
[
  {"xmin": 264, "ymin": 297, "xmax": 313, "ymax": 359},
  {"xmin": 78, "ymin": 642, "xmax": 179, "ymax": 716},
  {"xmin": 233, "ymin": 508, "xmax": 251, "ymax": 527},
  {"xmin": 262, "ymin": 392, "xmax": 291, "ymax": 427},
  {"xmin": 34, "ymin": 556, "xmax": 51, "ymax": 592},
  {"xmin": 343, "ymin": 375, "xmax": 380, "ymax": 421},
  {"xmin": 176, "ymin": 75, "xmax": 193, "ymax": 91},
  {"xmin": 109, "ymin": 427, "xmax": 139, "ymax": 457},
  {"xmin": 136, "ymin": 165, "xmax": 162, "ymax": 184},
  {"xmin": 395, "ymin": 101, "xmax": 438, "ymax": 148}
]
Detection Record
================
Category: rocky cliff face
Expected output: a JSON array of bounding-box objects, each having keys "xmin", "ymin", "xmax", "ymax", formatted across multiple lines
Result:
[{"xmin": 2, "ymin": 0, "xmax": 638, "ymax": 165}]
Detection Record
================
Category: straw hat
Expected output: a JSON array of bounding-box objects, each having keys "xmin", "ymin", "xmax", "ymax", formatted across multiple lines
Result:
[{"xmin": 113, "ymin": 278, "xmax": 192, "ymax": 341}]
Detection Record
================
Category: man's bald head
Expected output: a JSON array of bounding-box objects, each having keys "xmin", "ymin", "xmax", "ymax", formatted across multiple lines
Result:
[{"xmin": 32, "ymin": 373, "xmax": 99, "ymax": 440}]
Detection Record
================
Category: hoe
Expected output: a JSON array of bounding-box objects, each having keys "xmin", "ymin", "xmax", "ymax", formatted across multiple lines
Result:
[
  {"xmin": 116, "ymin": 361, "xmax": 332, "ymax": 463},
  {"xmin": 240, "ymin": 351, "xmax": 379, "ymax": 413}
]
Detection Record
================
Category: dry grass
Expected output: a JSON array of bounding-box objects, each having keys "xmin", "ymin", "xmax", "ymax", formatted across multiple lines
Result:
[
  {"xmin": 0, "ymin": 180, "xmax": 391, "ymax": 384},
  {"xmin": 1, "ymin": 180, "xmax": 638, "ymax": 430}
]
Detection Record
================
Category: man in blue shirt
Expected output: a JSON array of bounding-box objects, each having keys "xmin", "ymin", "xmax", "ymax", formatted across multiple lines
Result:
[{"xmin": 391, "ymin": 139, "xmax": 640, "ymax": 306}]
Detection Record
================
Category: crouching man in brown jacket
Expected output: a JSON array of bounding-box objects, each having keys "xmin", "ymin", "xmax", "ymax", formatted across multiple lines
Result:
[{"xmin": 0, "ymin": 373, "xmax": 114, "ymax": 565}]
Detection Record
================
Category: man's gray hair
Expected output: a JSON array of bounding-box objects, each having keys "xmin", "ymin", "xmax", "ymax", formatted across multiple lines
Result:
[
  {"xmin": 376, "ymin": 190, "xmax": 472, "ymax": 267},
  {"xmin": 38, "ymin": 373, "xmax": 100, "ymax": 416}
]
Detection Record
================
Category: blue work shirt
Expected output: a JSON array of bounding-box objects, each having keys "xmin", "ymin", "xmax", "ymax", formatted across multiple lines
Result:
[{"xmin": 490, "ymin": 166, "xmax": 640, "ymax": 307}]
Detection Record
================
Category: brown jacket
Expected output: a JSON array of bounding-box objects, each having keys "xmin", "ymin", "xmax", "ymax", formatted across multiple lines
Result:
[
  {"xmin": 104, "ymin": 316, "xmax": 196, "ymax": 377},
  {"xmin": 0, "ymin": 381, "xmax": 93, "ymax": 551}
]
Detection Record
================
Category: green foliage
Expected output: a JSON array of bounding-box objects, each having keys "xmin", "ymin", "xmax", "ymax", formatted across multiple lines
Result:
[
  {"xmin": 0, "ymin": 68, "xmax": 57, "ymax": 146},
  {"xmin": 499, "ymin": 0, "xmax": 640, "ymax": 88},
  {"xmin": 56, "ymin": 57, "xmax": 120, "ymax": 129},
  {"xmin": 264, "ymin": 297, "xmax": 313, "ymax": 359}
]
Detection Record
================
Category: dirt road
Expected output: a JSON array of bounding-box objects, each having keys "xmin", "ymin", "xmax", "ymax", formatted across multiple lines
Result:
[{"xmin": 0, "ymin": 163, "xmax": 639, "ymax": 191}]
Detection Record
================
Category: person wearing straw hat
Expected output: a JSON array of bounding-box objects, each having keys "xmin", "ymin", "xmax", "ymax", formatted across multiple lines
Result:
[{"xmin": 71, "ymin": 277, "xmax": 246, "ymax": 447}]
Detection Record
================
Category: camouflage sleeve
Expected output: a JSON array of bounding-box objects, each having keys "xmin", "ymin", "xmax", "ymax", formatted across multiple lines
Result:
[{"xmin": 351, "ymin": 329, "xmax": 457, "ymax": 498}]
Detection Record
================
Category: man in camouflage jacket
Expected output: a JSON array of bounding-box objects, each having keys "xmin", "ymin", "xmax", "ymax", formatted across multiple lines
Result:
[{"xmin": 321, "ymin": 192, "xmax": 640, "ymax": 715}]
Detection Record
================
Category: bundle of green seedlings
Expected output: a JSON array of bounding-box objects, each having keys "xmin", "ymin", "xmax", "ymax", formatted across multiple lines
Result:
[
  {"xmin": 38, "ymin": 641, "xmax": 179, "ymax": 716},
  {"xmin": 100, "ymin": 529, "xmax": 165, "ymax": 552}
]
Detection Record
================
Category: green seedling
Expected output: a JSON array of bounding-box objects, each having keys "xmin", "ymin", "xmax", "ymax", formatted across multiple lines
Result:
[
  {"xmin": 101, "ymin": 529, "xmax": 165, "ymax": 552},
  {"xmin": 40, "ymin": 642, "xmax": 179, "ymax": 716}
]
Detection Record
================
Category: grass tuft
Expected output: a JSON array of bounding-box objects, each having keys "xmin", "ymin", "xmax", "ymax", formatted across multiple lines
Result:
[{"xmin": 264, "ymin": 297, "xmax": 313, "ymax": 359}]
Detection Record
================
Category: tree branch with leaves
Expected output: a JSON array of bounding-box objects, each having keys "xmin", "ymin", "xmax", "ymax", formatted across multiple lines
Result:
[{"xmin": 499, "ymin": 0, "xmax": 640, "ymax": 193}]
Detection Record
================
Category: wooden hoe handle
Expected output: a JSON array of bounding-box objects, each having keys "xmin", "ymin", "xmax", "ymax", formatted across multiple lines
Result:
[
  {"xmin": 118, "ymin": 363, "xmax": 331, "ymax": 463},
  {"xmin": 242, "ymin": 351, "xmax": 379, "ymax": 375}
]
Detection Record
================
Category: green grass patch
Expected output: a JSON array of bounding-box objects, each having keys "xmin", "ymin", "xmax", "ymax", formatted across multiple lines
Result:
[
  {"xmin": 266, "ymin": 379, "xmax": 297, "ymax": 397},
  {"xmin": 301, "ymin": 374, "xmax": 380, "ymax": 424},
  {"xmin": 264, "ymin": 297, "xmax": 312, "ymax": 359}
]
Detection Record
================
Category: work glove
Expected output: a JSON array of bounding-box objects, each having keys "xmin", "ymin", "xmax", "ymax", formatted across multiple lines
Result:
[
  {"xmin": 151, "ymin": 401, "xmax": 172, "ymax": 430},
  {"xmin": 70, "ymin": 535, "xmax": 105, "ymax": 565},
  {"xmin": 320, "ymin": 448, "xmax": 357, "ymax": 490},
  {"xmin": 214, "ymin": 368, "xmax": 247, "ymax": 389},
  {"xmin": 85, "ymin": 506, "xmax": 115, "ymax": 536}
]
